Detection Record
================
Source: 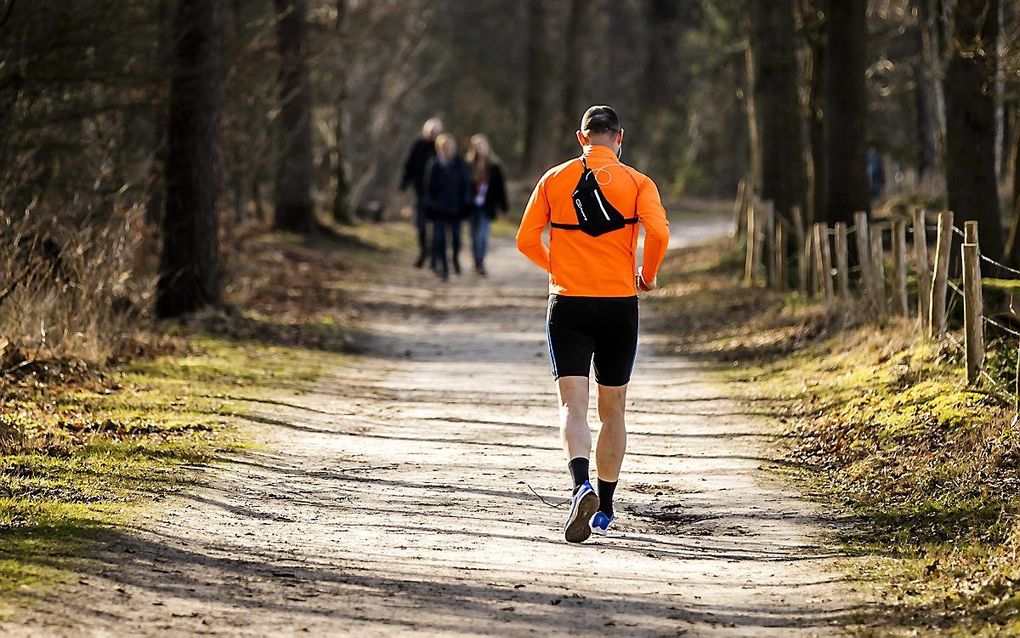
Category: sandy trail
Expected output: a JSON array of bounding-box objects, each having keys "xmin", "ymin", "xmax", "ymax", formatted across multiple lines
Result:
[{"xmin": 5, "ymin": 217, "xmax": 861, "ymax": 636}]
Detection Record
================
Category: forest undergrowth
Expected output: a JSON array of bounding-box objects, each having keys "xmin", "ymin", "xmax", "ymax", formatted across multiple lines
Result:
[
  {"xmin": 0, "ymin": 219, "xmax": 410, "ymax": 609},
  {"xmin": 650, "ymin": 238, "xmax": 1020, "ymax": 635}
]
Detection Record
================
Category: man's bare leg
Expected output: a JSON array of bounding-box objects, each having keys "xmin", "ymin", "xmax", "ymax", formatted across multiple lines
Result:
[
  {"xmin": 556, "ymin": 376, "xmax": 600, "ymax": 542},
  {"xmin": 593, "ymin": 383, "xmax": 627, "ymax": 526},
  {"xmin": 595, "ymin": 384, "xmax": 627, "ymax": 481},
  {"xmin": 557, "ymin": 376, "xmax": 591, "ymax": 460}
]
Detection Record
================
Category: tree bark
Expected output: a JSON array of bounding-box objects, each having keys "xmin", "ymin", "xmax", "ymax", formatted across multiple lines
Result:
[
  {"xmin": 1004, "ymin": 114, "xmax": 1020, "ymax": 266},
  {"xmin": 912, "ymin": 0, "xmax": 937, "ymax": 180},
  {"xmin": 273, "ymin": 0, "xmax": 315, "ymax": 232},
  {"xmin": 749, "ymin": 0, "xmax": 806, "ymax": 223},
  {"xmin": 824, "ymin": 0, "xmax": 869, "ymax": 225},
  {"xmin": 920, "ymin": 0, "xmax": 949, "ymax": 161},
  {"xmin": 945, "ymin": 0, "xmax": 1003, "ymax": 258},
  {"xmin": 522, "ymin": 0, "xmax": 547, "ymax": 172},
  {"xmin": 743, "ymin": 45, "xmax": 762, "ymax": 193},
  {"xmin": 559, "ymin": 0, "xmax": 583, "ymax": 156},
  {"xmin": 332, "ymin": 0, "xmax": 352, "ymax": 224},
  {"xmin": 802, "ymin": 0, "xmax": 826, "ymax": 225},
  {"xmin": 145, "ymin": 0, "xmax": 171, "ymax": 228},
  {"xmin": 156, "ymin": 0, "xmax": 223, "ymax": 318}
]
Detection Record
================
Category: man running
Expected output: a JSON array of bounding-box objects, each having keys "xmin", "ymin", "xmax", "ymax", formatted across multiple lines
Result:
[{"xmin": 516, "ymin": 105, "xmax": 669, "ymax": 543}]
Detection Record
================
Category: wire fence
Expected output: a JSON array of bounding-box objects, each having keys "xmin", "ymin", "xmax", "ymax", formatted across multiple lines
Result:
[{"xmin": 732, "ymin": 179, "xmax": 1020, "ymax": 415}]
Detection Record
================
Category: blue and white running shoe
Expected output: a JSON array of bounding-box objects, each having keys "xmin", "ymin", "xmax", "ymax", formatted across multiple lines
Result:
[
  {"xmin": 563, "ymin": 481, "xmax": 600, "ymax": 543},
  {"xmin": 590, "ymin": 511, "xmax": 614, "ymax": 536}
]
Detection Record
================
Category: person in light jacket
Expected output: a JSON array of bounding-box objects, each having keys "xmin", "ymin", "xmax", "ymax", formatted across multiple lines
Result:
[{"xmin": 465, "ymin": 134, "xmax": 508, "ymax": 276}]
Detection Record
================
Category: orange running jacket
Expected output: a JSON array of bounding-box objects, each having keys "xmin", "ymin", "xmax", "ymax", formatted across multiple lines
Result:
[{"xmin": 516, "ymin": 144, "xmax": 670, "ymax": 297}]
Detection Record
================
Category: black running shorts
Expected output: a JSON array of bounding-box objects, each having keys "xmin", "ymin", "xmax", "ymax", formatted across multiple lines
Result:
[{"xmin": 546, "ymin": 295, "xmax": 639, "ymax": 387}]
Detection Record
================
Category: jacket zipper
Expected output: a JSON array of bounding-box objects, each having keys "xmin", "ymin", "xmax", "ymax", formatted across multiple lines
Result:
[{"xmin": 594, "ymin": 190, "xmax": 611, "ymax": 221}]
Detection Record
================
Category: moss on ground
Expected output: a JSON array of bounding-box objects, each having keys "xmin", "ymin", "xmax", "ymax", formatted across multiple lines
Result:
[
  {"xmin": 650, "ymin": 237, "xmax": 1020, "ymax": 635},
  {"xmin": 0, "ymin": 223, "xmax": 390, "ymax": 611}
]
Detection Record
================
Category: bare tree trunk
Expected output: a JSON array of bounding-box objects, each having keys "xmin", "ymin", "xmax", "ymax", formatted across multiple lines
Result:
[
  {"xmin": 743, "ymin": 45, "xmax": 762, "ymax": 192},
  {"xmin": 559, "ymin": 0, "xmax": 582, "ymax": 156},
  {"xmin": 945, "ymin": 0, "xmax": 1003, "ymax": 258},
  {"xmin": 156, "ymin": 0, "xmax": 223, "ymax": 318},
  {"xmin": 824, "ymin": 0, "xmax": 869, "ymax": 225},
  {"xmin": 522, "ymin": 0, "xmax": 547, "ymax": 172},
  {"xmin": 912, "ymin": 0, "xmax": 937, "ymax": 180},
  {"xmin": 332, "ymin": 0, "xmax": 352, "ymax": 224},
  {"xmin": 145, "ymin": 0, "xmax": 171, "ymax": 228},
  {"xmin": 273, "ymin": 0, "xmax": 315, "ymax": 233},
  {"xmin": 227, "ymin": 0, "xmax": 247, "ymax": 227},
  {"xmin": 802, "ymin": 0, "xmax": 826, "ymax": 225},
  {"xmin": 919, "ymin": 0, "xmax": 949, "ymax": 162},
  {"xmin": 1004, "ymin": 114, "xmax": 1020, "ymax": 266},
  {"xmin": 749, "ymin": 0, "xmax": 806, "ymax": 223}
]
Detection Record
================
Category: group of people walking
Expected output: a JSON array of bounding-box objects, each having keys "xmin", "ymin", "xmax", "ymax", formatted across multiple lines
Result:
[{"xmin": 400, "ymin": 118, "xmax": 508, "ymax": 280}]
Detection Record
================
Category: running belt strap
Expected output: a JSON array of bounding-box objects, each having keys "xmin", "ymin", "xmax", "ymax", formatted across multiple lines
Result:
[{"xmin": 551, "ymin": 218, "xmax": 638, "ymax": 230}]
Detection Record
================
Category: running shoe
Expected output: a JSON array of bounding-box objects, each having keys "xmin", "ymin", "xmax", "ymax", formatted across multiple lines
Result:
[
  {"xmin": 563, "ymin": 481, "xmax": 600, "ymax": 543},
  {"xmin": 590, "ymin": 511, "xmax": 614, "ymax": 536}
]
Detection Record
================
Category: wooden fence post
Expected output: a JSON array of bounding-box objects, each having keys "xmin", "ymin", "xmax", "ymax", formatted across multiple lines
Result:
[
  {"xmin": 820, "ymin": 226, "xmax": 834, "ymax": 300},
  {"xmin": 773, "ymin": 221, "xmax": 786, "ymax": 290},
  {"xmin": 791, "ymin": 205, "xmax": 806, "ymax": 251},
  {"xmin": 793, "ymin": 206, "xmax": 808, "ymax": 295},
  {"xmin": 870, "ymin": 224, "xmax": 888, "ymax": 315},
  {"xmin": 733, "ymin": 180, "xmax": 747, "ymax": 239},
  {"xmin": 929, "ymin": 211, "xmax": 954, "ymax": 338},
  {"xmin": 812, "ymin": 224, "xmax": 824, "ymax": 297},
  {"xmin": 913, "ymin": 208, "xmax": 931, "ymax": 330},
  {"xmin": 762, "ymin": 201, "xmax": 776, "ymax": 288},
  {"xmin": 834, "ymin": 222, "xmax": 851, "ymax": 299},
  {"xmin": 744, "ymin": 198, "xmax": 757, "ymax": 286},
  {"xmin": 962, "ymin": 220, "xmax": 984, "ymax": 385},
  {"xmin": 813, "ymin": 223, "xmax": 833, "ymax": 300},
  {"xmin": 802, "ymin": 229, "xmax": 815, "ymax": 297},
  {"xmin": 892, "ymin": 220, "xmax": 909, "ymax": 316},
  {"xmin": 853, "ymin": 211, "xmax": 873, "ymax": 292}
]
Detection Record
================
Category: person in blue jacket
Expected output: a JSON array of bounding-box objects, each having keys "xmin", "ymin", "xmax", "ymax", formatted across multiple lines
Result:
[{"xmin": 423, "ymin": 133, "xmax": 471, "ymax": 282}]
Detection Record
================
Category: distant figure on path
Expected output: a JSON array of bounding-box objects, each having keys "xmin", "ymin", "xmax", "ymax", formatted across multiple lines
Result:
[
  {"xmin": 516, "ymin": 105, "xmax": 670, "ymax": 543},
  {"xmin": 401, "ymin": 117, "xmax": 443, "ymax": 268},
  {"xmin": 424, "ymin": 133, "xmax": 471, "ymax": 282},
  {"xmin": 466, "ymin": 134, "xmax": 508, "ymax": 276}
]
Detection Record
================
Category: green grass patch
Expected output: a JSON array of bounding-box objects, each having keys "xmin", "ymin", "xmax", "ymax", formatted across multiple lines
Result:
[
  {"xmin": 650, "ymin": 236, "xmax": 1020, "ymax": 635},
  {"xmin": 1, "ymin": 228, "xmax": 366, "ymax": 610}
]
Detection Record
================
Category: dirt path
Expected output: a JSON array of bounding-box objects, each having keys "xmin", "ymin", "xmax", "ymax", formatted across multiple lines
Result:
[{"xmin": 6, "ymin": 219, "xmax": 861, "ymax": 636}]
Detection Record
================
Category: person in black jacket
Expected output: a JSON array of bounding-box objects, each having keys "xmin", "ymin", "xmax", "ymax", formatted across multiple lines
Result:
[
  {"xmin": 423, "ymin": 133, "xmax": 471, "ymax": 281},
  {"xmin": 465, "ymin": 134, "xmax": 509, "ymax": 276},
  {"xmin": 400, "ymin": 117, "xmax": 443, "ymax": 268}
]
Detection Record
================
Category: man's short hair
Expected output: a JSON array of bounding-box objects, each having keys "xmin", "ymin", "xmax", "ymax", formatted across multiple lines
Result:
[{"xmin": 580, "ymin": 105, "xmax": 621, "ymax": 137}]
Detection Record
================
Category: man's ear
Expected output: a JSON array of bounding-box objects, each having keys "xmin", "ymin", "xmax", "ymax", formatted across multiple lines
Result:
[
  {"xmin": 617, "ymin": 129, "xmax": 625, "ymax": 145},
  {"xmin": 576, "ymin": 130, "xmax": 588, "ymax": 148}
]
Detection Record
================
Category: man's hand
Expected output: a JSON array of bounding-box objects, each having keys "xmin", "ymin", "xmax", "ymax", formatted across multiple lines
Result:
[{"xmin": 636, "ymin": 267, "xmax": 657, "ymax": 292}]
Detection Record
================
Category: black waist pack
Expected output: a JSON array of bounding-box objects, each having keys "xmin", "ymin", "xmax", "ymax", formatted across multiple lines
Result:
[{"xmin": 551, "ymin": 159, "xmax": 638, "ymax": 237}]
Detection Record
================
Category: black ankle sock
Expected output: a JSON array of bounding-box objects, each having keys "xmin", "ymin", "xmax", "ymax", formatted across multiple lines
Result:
[
  {"xmin": 567, "ymin": 457, "xmax": 589, "ymax": 491},
  {"xmin": 597, "ymin": 479, "xmax": 618, "ymax": 517}
]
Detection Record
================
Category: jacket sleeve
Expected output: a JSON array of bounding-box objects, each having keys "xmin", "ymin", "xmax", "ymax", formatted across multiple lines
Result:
[
  {"xmin": 636, "ymin": 176, "xmax": 670, "ymax": 283},
  {"xmin": 421, "ymin": 159, "xmax": 436, "ymax": 209},
  {"xmin": 400, "ymin": 142, "xmax": 417, "ymax": 191},
  {"xmin": 493, "ymin": 165, "xmax": 509, "ymax": 213},
  {"xmin": 461, "ymin": 162, "xmax": 473, "ymax": 212},
  {"xmin": 515, "ymin": 175, "xmax": 551, "ymax": 272}
]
